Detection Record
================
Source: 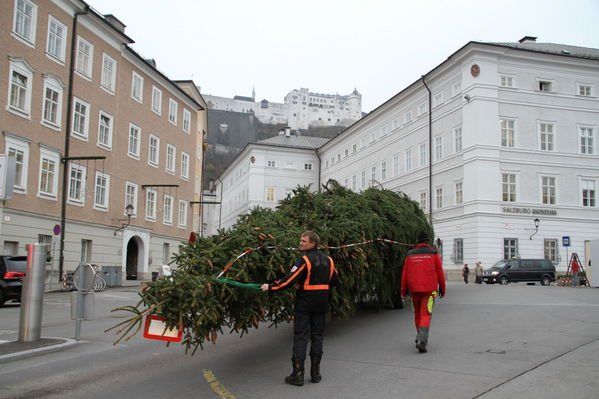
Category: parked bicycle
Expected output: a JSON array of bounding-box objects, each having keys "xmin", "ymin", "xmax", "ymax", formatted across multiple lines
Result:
[
  {"xmin": 60, "ymin": 264, "xmax": 107, "ymax": 292},
  {"xmin": 60, "ymin": 270, "xmax": 76, "ymax": 291}
]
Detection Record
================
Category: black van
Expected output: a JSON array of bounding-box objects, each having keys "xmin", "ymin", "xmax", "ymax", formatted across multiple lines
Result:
[
  {"xmin": 482, "ymin": 259, "xmax": 556, "ymax": 286},
  {"xmin": 0, "ymin": 255, "xmax": 27, "ymax": 306}
]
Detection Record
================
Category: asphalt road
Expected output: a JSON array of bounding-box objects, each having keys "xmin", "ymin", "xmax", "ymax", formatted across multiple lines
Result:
[{"xmin": 1, "ymin": 282, "xmax": 598, "ymax": 398}]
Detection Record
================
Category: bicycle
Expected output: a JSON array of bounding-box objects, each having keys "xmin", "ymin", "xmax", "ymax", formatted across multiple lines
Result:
[
  {"xmin": 90, "ymin": 264, "xmax": 107, "ymax": 292},
  {"xmin": 60, "ymin": 270, "xmax": 76, "ymax": 291}
]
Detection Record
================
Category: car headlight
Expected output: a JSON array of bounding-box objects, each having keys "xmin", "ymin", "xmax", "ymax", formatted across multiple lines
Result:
[{"xmin": 491, "ymin": 271, "xmax": 499, "ymax": 276}]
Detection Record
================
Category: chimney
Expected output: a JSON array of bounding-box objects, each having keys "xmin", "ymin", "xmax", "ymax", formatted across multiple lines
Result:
[
  {"xmin": 518, "ymin": 36, "xmax": 537, "ymax": 43},
  {"xmin": 103, "ymin": 14, "xmax": 126, "ymax": 33},
  {"xmin": 285, "ymin": 127, "xmax": 291, "ymax": 137}
]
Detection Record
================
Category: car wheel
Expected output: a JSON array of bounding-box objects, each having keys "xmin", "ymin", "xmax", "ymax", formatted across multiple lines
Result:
[
  {"xmin": 499, "ymin": 276, "xmax": 509, "ymax": 285},
  {"xmin": 541, "ymin": 276, "xmax": 551, "ymax": 286}
]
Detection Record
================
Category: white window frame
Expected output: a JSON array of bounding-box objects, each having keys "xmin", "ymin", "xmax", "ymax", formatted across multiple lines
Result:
[
  {"xmin": 71, "ymin": 97, "xmax": 90, "ymax": 140},
  {"xmin": 180, "ymin": 152, "xmax": 189, "ymax": 180},
  {"xmin": 37, "ymin": 147, "xmax": 59, "ymax": 200},
  {"xmin": 12, "ymin": 0, "xmax": 37, "ymax": 46},
  {"xmin": 435, "ymin": 186, "xmax": 444, "ymax": 209},
  {"xmin": 45, "ymin": 15, "xmax": 67, "ymax": 63},
  {"xmin": 452, "ymin": 81, "xmax": 462, "ymax": 97},
  {"xmin": 7, "ymin": 59, "xmax": 34, "ymax": 118},
  {"xmin": 152, "ymin": 86, "xmax": 162, "ymax": 115},
  {"xmin": 183, "ymin": 109, "xmax": 191, "ymax": 133},
  {"xmin": 166, "ymin": 144, "xmax": 176, "ymax": 174},
  {"xmin": 148, "ymin": 134, "xmax": 160, "ymax": 167},
  {"xmin": 455, "ymin": 180, "xmax": 463, "ymax": 205},
  {"xmin": 404, "ymin": 148, "xmax": 412, "ymax": 172},
  {"xmin": 393, "ymin": 153, "xmax": 400, "ymax": 176},
  {"xmin": 420, "ymin": 191, "xmax": 427, "ymax": 211},
  {"xmin": 178, "ymin": 200, "xmax": 187, "ymax": 228},
  {"xmin": 145, "ymin": 189, "xmax": 157, "ymax": 221},
  {"xmin": 124, "ymin": 182, "xmax": 138, "ymax": 217},
  {"xmin": 266, "ymin": 187, "xmax": 275, "ymax": 202},
  {"xmin": 101, "ymin": 53, "xmax": 117, "ymax": 94},
  {"xmin": 544, "ymin": 239, "xmax": 558, "ymax": 262},
  {"xmin": 538, "ymin": 121, "xmax": 555, "ymax": 152},
  {"xmin": 163, "ymin": 195, "xmax": 174, "ymax": 225},
  {"xmin": 419, "ymin": 142, "xmax": 427, "ymax": 167},
  {"xmin": 67, "ymin": 164, "xmax": 87, "ymax": 206},
  {"xmin": 168, "ymin": 99, "xmax": 178, "ymax": 125},
  {"xmin": 93, "ymin": 171, "xmax": 110, "ymax": 211},
  {"xmin": 500, "ymin": 118, "xmax": 516, "ymax": 148},
  {"xmin": 499, "ymin": 74, "xmax": 515, "ymax": 88},
  {"xmin": 580, "ymin": 177, "xmax": 597, "ymax": 208},
  {"xmin": 539, "ymin": 174, "xmax": 557, "ymax": 205},
  {"xmin": 128, "ymin": 123, "xmax": 141, "ymax": 159},
  {"xmin": 75, "ymin": 36, "xmax": 93, "ymax": 79},
  {"xmin": 5, "ymin": 136, "xmax": 29, "ymax": 194},
  {"xmin": 417, "ymin": 102, "xmax": 427, "ymax": 116},
  {"xmin": 453, "ymin": 126, "xmax": 463, "ymax": 153},
  {"xmin": 502, "ymin": 172, "xmax": 518, "ymax": 203},
  {"xmin": 131, "ymin": 71, "xmax": 143, "ymax": 103},
  {"xmin": 433, "ymin": 92, "xmax": 444, "ymax": 108},
  {"xmin": 578, "ymin": 124, "xmax": 595, "ymax": 155},
  {"xmin": 576, "ymin": 82, "xmax": 593, "ymax": 97},
  {"xmin": 404, "ymin": 111, "xmax": 413, "ymax": 124},
  {"xmin": 41, "ymin": 76, "xmax": 64, "ymax": 130},
  {"xmin": 504, "ymin": 238, "xmax": 519, "ymax": 260},
  {"xmin": 381, "ymin": 160, "xmax": 388, "ymax": 181},
  {"xmin": 361, "ymin": 170, "xmax": 366, "ymax": 189},
  {"xmin": 537, "ymin": 78, "xmax": 554, "ymax": 93},
  {"xmin": 267, "ymin": 160, "xmax": 276, "ymax": 168},
  {"xmin": 434, "ymin": 135, "xmax": 443, "ymax": 161},
  {"xmin": 453, "ymin": 238, "xmax": 464, "ymax": 263},
  {"xmin": 97, "ymin": 110, "xmax": 113, "ymax": 150}
]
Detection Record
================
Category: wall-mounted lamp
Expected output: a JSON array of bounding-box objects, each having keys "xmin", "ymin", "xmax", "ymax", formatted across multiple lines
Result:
[
  {"xmin": 114, "ymin": 204, "xmax": 135, "ymax": 236},
  {"xmin": 529, "ymin": 218, "xmax": 540, "ymax": 240}
]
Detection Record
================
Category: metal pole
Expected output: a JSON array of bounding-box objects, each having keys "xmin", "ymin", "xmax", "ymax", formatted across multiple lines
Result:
[{"xmin": 19, "ymin": 244, "xmax": 47, "ymax": 342}]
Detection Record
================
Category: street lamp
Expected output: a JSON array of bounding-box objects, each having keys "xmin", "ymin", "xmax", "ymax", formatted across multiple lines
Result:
[
  {"xmin": 114, "ymin": 204, "xmax": 135, "ymax": 236},
  {"xmin": 529, "ymin": 218, "xmax": 540, "ymax": 240},
  {"xmin": 371, "ymin": 179, "xmax": 384, "ymax": 190}
]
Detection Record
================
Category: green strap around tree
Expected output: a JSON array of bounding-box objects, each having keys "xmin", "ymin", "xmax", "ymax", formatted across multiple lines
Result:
[{"xmin": 213, "ymin": 277, "xmax": 262, "ymax": 291}]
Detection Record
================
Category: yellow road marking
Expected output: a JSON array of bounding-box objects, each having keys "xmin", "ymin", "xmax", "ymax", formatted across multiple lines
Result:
[{"xmin": 203, "ymin": 369, "xmax": 236, "ymax": 399}]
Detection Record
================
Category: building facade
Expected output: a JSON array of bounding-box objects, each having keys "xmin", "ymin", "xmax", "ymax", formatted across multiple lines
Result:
[{"xmin": 0, "ymin": 0, "xmax": 205, "ymax": 285}]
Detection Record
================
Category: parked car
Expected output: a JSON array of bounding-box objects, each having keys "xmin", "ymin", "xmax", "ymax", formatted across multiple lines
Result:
[
  {"xmin": 0, "ymin": 255, "xmax": 27, "ymax": 306},
  {"xmin": 482, "ymin": 259, "xmax": 556, "ymax": 286}
]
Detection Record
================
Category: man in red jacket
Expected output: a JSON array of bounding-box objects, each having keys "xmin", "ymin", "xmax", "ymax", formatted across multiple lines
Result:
[{"xmin": 401, "ymin": 231, "xmax": 446, "ymax": 353}]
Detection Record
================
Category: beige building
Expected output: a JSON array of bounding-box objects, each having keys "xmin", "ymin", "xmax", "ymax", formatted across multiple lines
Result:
[{"xmin": 0, "ymin": 0, "xmax": 206, "ymax": 285}]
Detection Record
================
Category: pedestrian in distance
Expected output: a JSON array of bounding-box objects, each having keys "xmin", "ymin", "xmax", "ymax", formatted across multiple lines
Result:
[
  {"xmin": 462, "ymin": 263, "xmax": 470, "ymax": 284},
  {"xmin": 400, "ymin": 231, "xmax": 446, "ymax": 353},
  {"xmin": 475, "ymin": 262, "xmax": 483, "ymax": 284},
  {"xmin": 571, "ymin": 257, "xmax": 580, "ymax": 287},
  {"xmin": 261, "ymin": 231, "xmax": 339, "ymax": 386}
]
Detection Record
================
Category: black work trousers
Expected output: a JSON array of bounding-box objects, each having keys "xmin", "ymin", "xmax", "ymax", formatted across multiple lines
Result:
[{"xmin": 292, "ymin": 310, "xmax": 326, "ymax": 363}]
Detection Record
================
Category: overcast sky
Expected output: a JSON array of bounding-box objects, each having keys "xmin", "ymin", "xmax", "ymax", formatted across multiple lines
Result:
[{"xmin": 93, "ymin": 0, "xmax": 599, "ymax": 112}]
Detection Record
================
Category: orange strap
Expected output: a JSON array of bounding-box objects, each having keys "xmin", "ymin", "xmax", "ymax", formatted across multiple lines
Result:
[{"xmin": 301, "ymin": 255, "xmax": 332, "ymax": 291}]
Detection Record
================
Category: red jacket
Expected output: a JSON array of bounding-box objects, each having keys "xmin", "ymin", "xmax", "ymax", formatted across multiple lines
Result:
[
  {"xmin": 401, "ymin": 243, "xmax": 446, "ymax": 297},
  {"xmin": 571, "ymin": 259, "xmax": 580, "ymax": 273}
]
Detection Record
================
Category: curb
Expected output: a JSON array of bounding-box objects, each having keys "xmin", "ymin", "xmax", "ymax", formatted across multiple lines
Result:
[{"xmin": 0, "ymin": 337, "xmax": 78, "ymax": 363}]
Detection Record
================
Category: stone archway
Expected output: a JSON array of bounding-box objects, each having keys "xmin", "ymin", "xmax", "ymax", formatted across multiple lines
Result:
[{"xmin": 125, "ymin": 236, "xmax": 143, "ymax": 280}]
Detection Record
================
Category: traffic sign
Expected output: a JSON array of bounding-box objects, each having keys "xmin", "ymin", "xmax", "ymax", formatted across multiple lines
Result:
[
  {"xmin": 53, "ymin": 224, "xmax": 61, "ymax": 235},
  {"xmin": 143, "ymin": 314, "xmax": 182, "ymax": 342},
  {"xmin": 562, "ymin": 236, "xmax": 571, "ymax": 247}
]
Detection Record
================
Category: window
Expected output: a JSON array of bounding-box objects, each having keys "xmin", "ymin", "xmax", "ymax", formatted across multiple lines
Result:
[
  {"xmin": 13, "ymin": 0, "xmax": 37, "ymax": 44},
  {"xmin": 393, "ymin": 153, "xmax": 400, "ymax": 176},
  {"xmin": 502, "ymin": 173, "xmax": 517, "ymax": 202},
  {"xmin": 76, "ymin": 36, "xmax": 93, "ymax": 78},
  {"xmin": 168, "ymin": 99, "xmax": 178, "ymax": 125},
  {"xmin": 3, "ymin": 241, "xmax": 19, "ymax": 256},
  {"xmin": 101, "ymin": 54, "xmax": 117, "ymax": 92},
  {"xmin": 352, "ymin": 175, "xmax": 357, "ymax": 191},
  {"xmin": 41, "ymin": 77, "xmax": 63, "ymax": 128},
  {"xmin": 183, "ymin": 109, "xmax": 191, "ymax": 133},
  {"xmin": 38, "ymin": 149, "xmax": 59, "ymax": 198},
  {"xmin": 361, "ymin": 170, "xmax": 366, "ymax": 188},
  {"xmin": 97, "ymin": 111, "xmax": 113, "ymax": 149},
  {"xmin": 8, "ymin": 61, "xmax": 33, "ymax": 116},
  {"xmin": 152, "ymin": 86, "xmax": 162, "ymax": 115},
  {"xmin": 433, "ymin": 92, "xmax": 444, "ymax": 107},
  {"xmin": 352, "ymin": 144, "xmax": 357, "ymax": 153},
  {"xmin": 453, "ymin": 239, "xmax": 463, "ymax": 263},
  {"xmin": 178, "ymin": 200, "xmax": 187, "ymax": 228},
  {"xmin": 93, "ymin": 172, "xmax": 109, "ymax": 210},
  {"xmin": 392, "ymin": 118, "xmax": 400, "ymax": 130},
  {"xmin": 454, "ymin": 127, "xmax": 463, "ymax": 153},
  {"xmin": 579, "ymin": 126, "xmax": 594, "ymax": 154},
  {"xmin": 381, "ymin": 161, "xmax": 388, "ymax": 181},
  {"xmin": 544, "ymin": 239, "xmax": 558, "ymax": 262},
  {"xmin": 267, "ymin": 160, "xmax": 276, "ymax": 168},
  {"xmin": 436, "ymin": 186, "xmax": 443, "ymax": 209},
  {"xmin": 577, "ymin": 83, "xmax": 592, "ymax": 97},
  {"xmin": 404, "ymin": 111, "xmax": 412, "ymax": 124},
  {"xmin": 181, "ymin": 152, "xmax": 189, "ymax": 179},
  {"xmin": 68, "ymin": 164, "xmax": 86, "ymax": 205},
  {"xmin": 163, "ymin": 195, "xmax": 173, "ymax": 224},
  {"xmin": 504, "ymin": 238, "xmax": 518, "ymax": 260},
  {"xmin": 581, "ymin": 179, "xmax": 596, "ymax": 207},
  {"xmin": 46, "ymin": 16, "xmax": 67, "ymax": 62},
  {"xmin": 419, "ymin": 143, "xmax": 427, "ymax": 166},
  {"xmin": 541, "ymin": 176, "xmax": 556, "ymax": 205},
  {"xmin": 125, "ymin": 182, "xmax": 138, "ymax": 217},
  {"xmin": 266, "ymin": 187, "xmax": 275, "ymax": 202},
  {"xmin": 162, "ymin": 243, "xmax": 170, "ymax": 264},
  {"xmin": 420, "ymin": 191, "xmax": 427, "ymax": 211},
  {"xmin": 405, "ymin": 148, "xmax": 412, "ymax": 171},
  {"xmin": 418, "ymin": 102, "xmax": 427, "ymax": 116},
  {"xmin": 148, "ymin": 135, "xmax": 160, "ymax": 166},
  {"xmin": 145, "ymin": 189, "xmax": 157, "ymax": 220},
  {"xmin": 500, "ymin": 119, "xmax": 515, "ymax": 148},
  {"xmin": 539, "ymin": 122, "xmax": 554, "ymax": 151},
  {"xmin": 304, "ymin": 163, "xmax": 312, "ymax": 170},
  {"xmin": 344, "ymin": 149, "xmax": 349, "ymax": 158},
  {"xmin": 131, "ymin": 72, "xmax": 143, "ymax": 103},
  {"xmin": 455, "ymin": 181, "xmax": 463, "ymax": 205},
  {"xmin": 452, "ymin": 81, "xmax": 462, "ymax": 97},
  {"xmin": 499, "ymin": 75, "xmax": 514, "ymax": 88},
  {"xmin": 369, "ymin": 131, "xmax": 375, "ymax": 143},
  {"xmin": 166, "ymin": 144, "xmax": 176, "ymax": 173},
  {"xmin": 81, "ymin": 239, "xmax": 92, "ymax": 263},
  {"xmin": 6, "ymin": 137, "xmax": 29, "ymax": 193},
  {"xmin": 128, "ymin": 123, "xmax": 141, "ymax": 158},
  {"xmin": 325, "ymin": 160, "xmax": 329, "ymax": 169},
  {"xmin": 435, "ymin": 136, "xmax": 443, "ymax": 161},
  {"xmin": 337, "ymin": 153, "xmax": 341, "ymax": 162},
  {"xmin": 539, "ymin": 80, "xmax": 552, "ymax": 92},
  {"xmin": 370, "ymin": 166, "xmax": 376, "ymax": 183},
  {"xmin": 72, "ymin": 97, "xmax": 90, "ymax": 139}
]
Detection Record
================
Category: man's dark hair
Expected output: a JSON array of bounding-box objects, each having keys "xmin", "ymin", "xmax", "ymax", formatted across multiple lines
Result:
[
  {"xmin": 417, "ymin": 231, "xmax": 430, "ymax": 243},
  {"xmin": 301, "ymin": 231, "xmax": 320, "ymax": 247}
]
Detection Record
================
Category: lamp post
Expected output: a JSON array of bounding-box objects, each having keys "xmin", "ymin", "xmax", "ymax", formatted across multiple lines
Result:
[
  {"xmin": 371, "ymin": 179, "xmax": 384, "ymax": 190},
  {"xmin": 529, "ymin": 218, "xmax": 540, "ymax": 240},
  {"xmin": 114, "ymin": 204, "xmax": 135, "ymax": 236}
]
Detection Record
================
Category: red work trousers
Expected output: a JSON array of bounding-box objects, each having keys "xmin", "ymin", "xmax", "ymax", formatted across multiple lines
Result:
[{"xmin": 411, "ymin": 291, "xmax": 435, "ymax": 328}]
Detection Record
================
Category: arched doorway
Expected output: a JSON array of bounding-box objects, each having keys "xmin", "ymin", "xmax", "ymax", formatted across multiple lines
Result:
[{"xmin": 126, "ymin": 237, "xmax": 140, "ymax": 280}]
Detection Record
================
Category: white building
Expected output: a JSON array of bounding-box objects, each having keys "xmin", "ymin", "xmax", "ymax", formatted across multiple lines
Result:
[
  {"xmin": 205, "ymin": 132, "xmax": 327, "ymax": 234},
  {"xmin": 203, "ymin": 88, "xmax": 362, "ymax": 130},
  {"xmin": 319, "ymin": 37, "xmax": 599, "ymax": 273}
]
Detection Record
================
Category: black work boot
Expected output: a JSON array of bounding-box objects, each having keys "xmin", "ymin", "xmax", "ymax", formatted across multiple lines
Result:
[
  {"xmin": 416, "ymin": 327, "xmax": 429, "ymax": 353},
  {"xmin": 310, "ymin": 355, "xmax": 322, "ymax": 383},
  {"xmin": 284, "ymin": 358, "xmax": 304, "ymax": 386}
]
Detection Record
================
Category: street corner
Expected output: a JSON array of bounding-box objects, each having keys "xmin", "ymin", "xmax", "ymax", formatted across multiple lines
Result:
[{"xmin": 0, "ymin": 337, "xmax": 78, "ymax": 364}]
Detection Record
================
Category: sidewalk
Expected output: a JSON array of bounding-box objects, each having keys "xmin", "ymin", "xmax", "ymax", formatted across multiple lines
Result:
[{"xmin": 0, "ymin": 337, "xmax": 78, "ymax": 363}]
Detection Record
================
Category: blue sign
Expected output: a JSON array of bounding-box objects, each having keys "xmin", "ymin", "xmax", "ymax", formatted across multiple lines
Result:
[{"xmin": 562, "ymin": 236, "xmax": 570, "ymax": 247}]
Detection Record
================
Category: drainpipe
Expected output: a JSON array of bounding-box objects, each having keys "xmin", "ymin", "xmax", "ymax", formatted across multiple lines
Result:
[
  {"xmin": 217, "ymin": 177, "xmax": 223, "ymax": 230},
  {"xmin": 421, "ymin": 76, "xmax": 433, "ymax": 225},
  {"xmin": 315, "ymin": 149, "xmax": 322, "ymax": 192},
  {"xmin": 59, "ymin": 5, "xmax": 89, "ymax": 282}
]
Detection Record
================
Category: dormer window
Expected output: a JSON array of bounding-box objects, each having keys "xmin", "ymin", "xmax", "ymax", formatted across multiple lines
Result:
[{"xmin": 539, "ymin": 81, "xmax": 552, "ymax": 92}]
